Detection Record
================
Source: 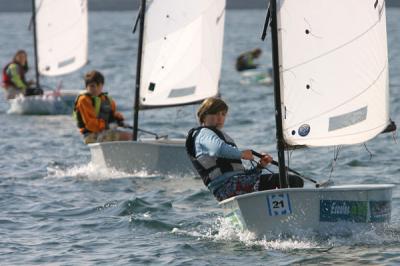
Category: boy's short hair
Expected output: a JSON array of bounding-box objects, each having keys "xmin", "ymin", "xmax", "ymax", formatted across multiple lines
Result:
[
  {"xmin": 197, "ymin": 97, "xmax": 228, "ymax": 124},
  {"xmin": 84, "ymin": 70, "xmax": 104, "ymax": 86}
]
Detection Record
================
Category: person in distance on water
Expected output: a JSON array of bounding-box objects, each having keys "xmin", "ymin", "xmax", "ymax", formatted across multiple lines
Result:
[
  {"xmin": 1, "ymin": 50, "xmax": 43, "ymax": 99},
  {"xmin": 235, "ymin": 48, "xmax": 262, "ymax": 72},
  {"xmin": 186, "ymin": 97, "xmax": 303, "ymax": 202},
  {"xmin": 73, "ymin": 70, "xmax": 132, "ymax": 144}
]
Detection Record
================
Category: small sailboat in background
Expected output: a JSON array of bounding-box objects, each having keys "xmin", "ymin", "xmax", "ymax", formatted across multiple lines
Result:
[
  {"xmin": 89, "ymin": 0, "xmax": 226, "ymax": 175},
  {"xmin": 7, "ymin": 0, "xmax": 88, "ymax": 115},
  {"xmin": 221, "ymin": 0, "xmax": 396, "ymax": 238},
  {"xmin": 235, "ymin": 48, "xmax": 273, "ymax": 86}
]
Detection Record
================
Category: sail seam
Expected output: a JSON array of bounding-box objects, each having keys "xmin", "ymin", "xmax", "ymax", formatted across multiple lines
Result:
[{"xmin": 282, "ymin": 11, "xmax": 385, "ymax": 72}]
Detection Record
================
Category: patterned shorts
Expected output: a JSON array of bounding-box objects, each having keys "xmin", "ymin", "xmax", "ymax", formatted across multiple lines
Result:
[
  {"xmin": 213, "ymin": 173, "xmax": 304, "ymax": 202},
  {"xmin": 213, "ymin": 172, "xmax": 260, "ymax": 202}
]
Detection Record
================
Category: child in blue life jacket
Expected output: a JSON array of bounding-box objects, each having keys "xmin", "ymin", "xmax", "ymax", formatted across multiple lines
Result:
[{"xmin": 186, "ymin": 97, "xmax": 303, "ymax": 201}]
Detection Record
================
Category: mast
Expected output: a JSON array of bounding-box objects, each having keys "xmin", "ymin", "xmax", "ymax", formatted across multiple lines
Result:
[
  {"xmin": 270, "ymin": 0, "xmax": 288, "ymax": 188},
  {"xmin": 133, "ymin": 0, "xmax": 146, "ymax": 141},
  {"xmin": 31, "ymin": 0, "xmax": 40, "ymax": 89}
]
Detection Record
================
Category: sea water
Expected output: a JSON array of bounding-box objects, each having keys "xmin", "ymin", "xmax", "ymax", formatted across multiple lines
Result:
[{"xmin": 0, "ymin": 9, "xmax": 399, "ymax": 265}]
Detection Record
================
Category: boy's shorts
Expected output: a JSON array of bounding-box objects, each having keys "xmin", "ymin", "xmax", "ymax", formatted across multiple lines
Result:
[{"xmin": 84, "ymin": 129, "xmax": 122, "ymax": 144}]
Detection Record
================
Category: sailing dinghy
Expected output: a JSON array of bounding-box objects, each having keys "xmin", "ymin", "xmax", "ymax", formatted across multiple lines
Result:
[
  {"xmin": 7, "ymin": 0, "xmax": 88, "ymax": 115},
  {"xmin": 220, "ymin": 0, "xmax": 395, "ymax": 238},
  {"xmin": 89, "ymin": 0, "xmax": 226, "ymax": 176}
]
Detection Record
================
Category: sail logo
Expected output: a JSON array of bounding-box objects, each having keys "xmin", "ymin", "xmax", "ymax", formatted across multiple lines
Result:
[
  {"xmin": 320, "ymin": 200, "xmax": 368, "ymax": 223},
  {"xmin": 266, "ymin": 193, "xmax": 292, "ymax": 217},
  {"xmin": 330, "ymin": 202, "xmax": 350, "ymax": 215},
  {"xmin": 298, "ymin": 124, "xmax": 310, "ymax": 137}
]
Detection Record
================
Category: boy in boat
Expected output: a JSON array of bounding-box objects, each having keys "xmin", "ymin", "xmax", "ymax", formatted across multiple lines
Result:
[
  {"xmin": 2, "ymin": 50, "xmax": 43, "ymax": 99},
  {"xmin": 186, "ymin": 97, "xmax": 303, "ymax": 201},
  {"xmin": 73, "ymin": 70, "xmax": 132, "ymax": 144},
  {"xmin": 235, "ymin": 48, "xmax": 262, "ymax": 72}
]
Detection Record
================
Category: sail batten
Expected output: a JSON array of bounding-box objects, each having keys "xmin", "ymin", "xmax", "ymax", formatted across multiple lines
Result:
[
  {"xmin": 35, "ymin": 0, "xmax": 88, "ymax": 76},
  {"xmin": 139, "ymin": 0, "xmax": 226, "ymax": 108},
  {"xmin": 277, "ymin": 0, "xmax": 390, "ymax": 147}
]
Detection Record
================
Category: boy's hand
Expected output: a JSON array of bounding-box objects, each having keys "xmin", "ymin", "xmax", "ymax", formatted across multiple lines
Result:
[
  {"xmin": 241, "ymin": 150, "xmax": 254, "ymax": 160},
  {"xmin": 114, "ymin": 112, "xmax": 124, "ymax": 121},
  {"xmin": 259, "ymin": 153, "xmax": 273, "ymax": 167}
]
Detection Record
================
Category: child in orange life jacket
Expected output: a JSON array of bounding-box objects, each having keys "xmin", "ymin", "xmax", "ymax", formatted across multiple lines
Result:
[{"xmin": 74, "ymin": 70, "xmax": 132, "ymax": 144}]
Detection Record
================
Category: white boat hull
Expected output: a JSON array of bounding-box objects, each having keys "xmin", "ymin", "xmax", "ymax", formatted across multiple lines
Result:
[
  {"xmin": 240, "ymin": 69, "xmax": 273, "ymax": 86},
  {"xmin": 7, "ymin": 90, "xmax": 79, "ymax": 115},
  {"xmin": 89, "ymin": 139, "xmax": 197, "ymax": 176},
  {"xmin": 220, "ymin": 184, "xmax": 394, "ymax": 238}
]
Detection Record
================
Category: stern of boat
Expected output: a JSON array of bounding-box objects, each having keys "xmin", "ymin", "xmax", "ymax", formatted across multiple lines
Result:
[{"xmin": 219, "ymin": 184, "xmax": 394, "ymax": 238}]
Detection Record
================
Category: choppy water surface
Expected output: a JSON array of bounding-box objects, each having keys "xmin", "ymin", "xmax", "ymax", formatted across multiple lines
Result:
[{"xmin": 1, "ymin": 9, "xmax": 400, "ymax": 265}]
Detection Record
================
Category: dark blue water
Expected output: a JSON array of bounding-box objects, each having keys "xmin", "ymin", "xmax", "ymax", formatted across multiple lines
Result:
[{"xmin": 1, "ymin": 9, "xmax": 400, "ymax": 265}]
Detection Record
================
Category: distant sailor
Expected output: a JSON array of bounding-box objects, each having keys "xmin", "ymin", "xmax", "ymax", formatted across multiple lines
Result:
[
  {"xmin": 2, "ymin": 50, "xmax": 43, "ymax": 99},
  {"xmin": 185, "ymin": 97, "xmax": 304, "ymax": 202},
  {"xmin": 235, "ymin": 48, "xmax": 262, "ymax": 72},
  {"xmin": 73, "ymin": 70, "xmax": 132, "ymax": 144}
]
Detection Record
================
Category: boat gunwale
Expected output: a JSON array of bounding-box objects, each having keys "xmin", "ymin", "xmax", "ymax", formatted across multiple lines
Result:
[
  {"xmin": 88, "ymin": 138, "xmax": 187, "ymax": 148},
  {"xmin": 219, "ymin": 184, "xmax": 396, "ymax": 205}
]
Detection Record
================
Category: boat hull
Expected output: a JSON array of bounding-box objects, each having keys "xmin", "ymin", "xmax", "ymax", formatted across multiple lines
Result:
[
  {"xmin": 89, "ymin": 139, "xmax": 197, "ymax": 176},
  {"xmin": 240, "ymin": 69, "xmax": 273, "ymax": 86},
  {"xmin": 7, "ymin": 90, "xmax": 79, "ymax": 115},
  {"xmin": 219, "ymin": 184, "xmax": 394, "ymax": 238}
]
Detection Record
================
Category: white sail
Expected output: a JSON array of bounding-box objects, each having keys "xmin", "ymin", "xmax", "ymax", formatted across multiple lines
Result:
[
  {"xmin": 35, "ymin": 0, "xmax": 88, "ymax": 76},
  {"xmin": 139, "ymin": 0, "xmax": 226, "ymax": 108},
  {"xmin": 277, "ymin": 0, "xmax": 390, "ymax": 146}
]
